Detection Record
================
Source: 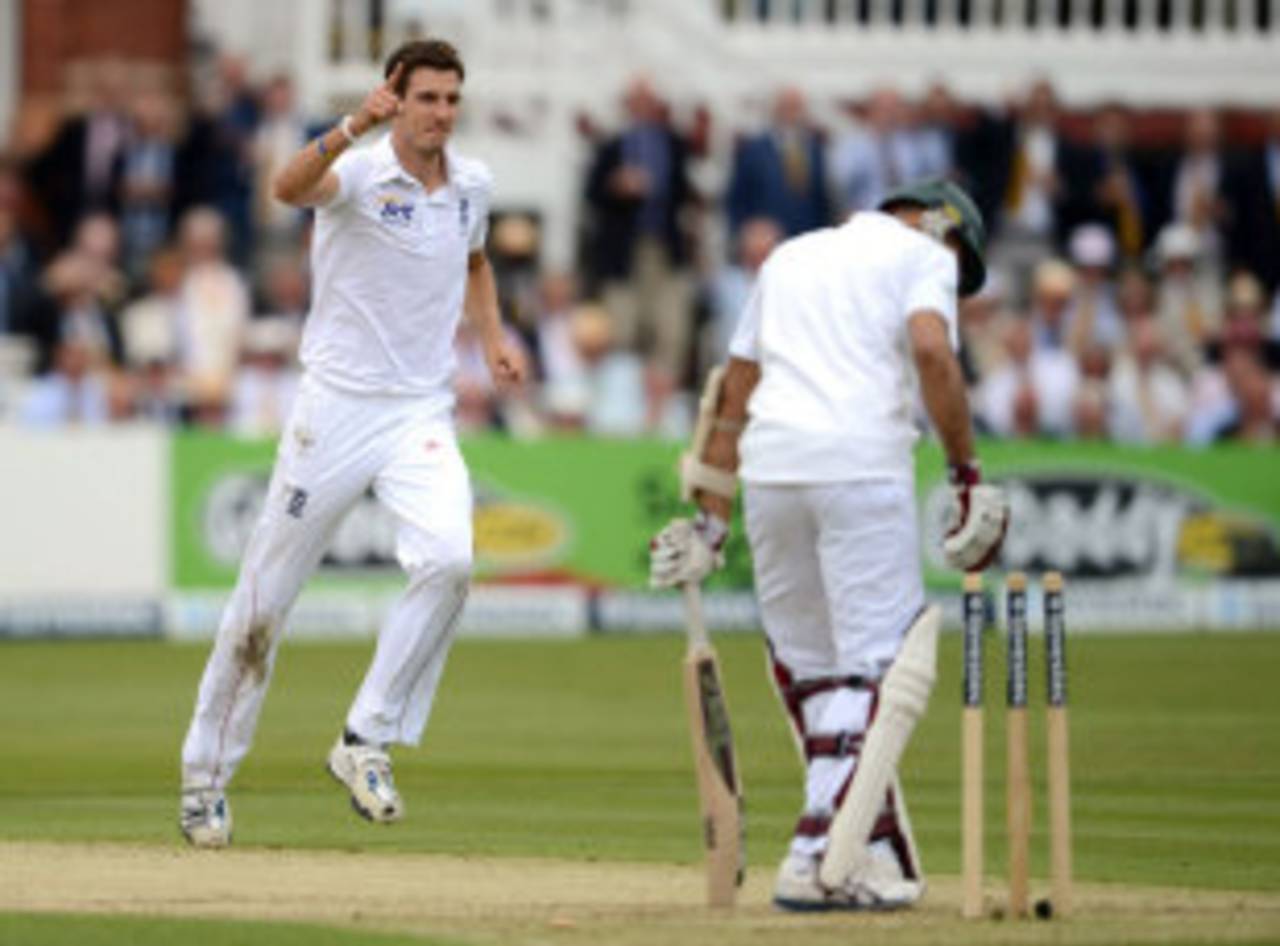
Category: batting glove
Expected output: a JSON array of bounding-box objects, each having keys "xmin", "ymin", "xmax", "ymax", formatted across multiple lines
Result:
[
  {"xmin": 942, "ymin": 461, "xmax": 1010, "ymax": 571},
  {"xmin": 649, "ymin": 511, "xmax": 729, "ymax": 589}
]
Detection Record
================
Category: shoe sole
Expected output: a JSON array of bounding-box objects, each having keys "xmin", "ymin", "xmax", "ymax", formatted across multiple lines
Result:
[
  {"xmin": 179, "ymin": 821, "xmax": 231, "ymax": 848},
  {"xmin": 325, "ymin": 760, "xmax": 400, "ymax": 824}
]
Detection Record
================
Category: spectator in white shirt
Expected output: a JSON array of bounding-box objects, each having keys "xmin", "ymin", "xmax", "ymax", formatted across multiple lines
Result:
[
  {"xmin": 120, "ymin": 246, "xmax": 185, "ymax": 422},
  {"xmin": 19, "ymin": 335, "xmax": 111, "ymax": 427},
  {"xmin": 1152, "ymin": 223, "xmax": 1221, "ymax": 376},
  {"xmin": 1028, "ymin": 258, "xmax": 1076, "ymax": 353},
  {"xmin": 1108, "ymin": 314, "xmax": 1189, "ymax": 443},
  {"xmin": 978, "ymin": 318, "xmax": 1079, "ymax": 438},
  {"xmin": 1063, "ymin": 223, "xmax": 1124, "ymax": 356},
  {"xmin": 229, "ymin": 316, "xmax": 301, "ymax": 436},
  {"xmin": 174, "ymin": 207, "xmax": 250, "ymax": 407}
]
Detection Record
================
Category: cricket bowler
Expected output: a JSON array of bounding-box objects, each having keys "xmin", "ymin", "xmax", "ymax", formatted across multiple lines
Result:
[
  {"xmin": 179, "ymin": 39, "xmax": 525, "ymax": 847},
  {"xmin": 651, "ymin": 179, "xmax": 1009, "ymax": 909}
]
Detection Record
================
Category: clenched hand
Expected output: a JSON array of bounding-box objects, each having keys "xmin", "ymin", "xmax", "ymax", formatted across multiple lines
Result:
[{"xmin": 351, "ymin": 63, "xmax": 405, "ymax": 136}]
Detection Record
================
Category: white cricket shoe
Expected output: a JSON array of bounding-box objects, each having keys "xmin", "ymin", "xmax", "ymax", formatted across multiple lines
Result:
[
  {"xmin": 326, "ymin": 736, "xmax": 403, "ymax": 824},
  {"xmin": 773, "ymin": 842, "xmax": 924, "ymax": 912},
  {"xmin": 180, "ymin": 787, "xmax": 232, "ymax": 848}
]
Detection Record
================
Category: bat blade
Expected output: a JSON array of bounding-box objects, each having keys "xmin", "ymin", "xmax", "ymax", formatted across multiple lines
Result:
[{"xmin": 683, "ymin": 643, "xmax": 744, "ymax": 908}]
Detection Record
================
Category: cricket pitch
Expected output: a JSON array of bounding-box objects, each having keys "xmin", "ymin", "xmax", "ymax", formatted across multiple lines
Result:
[{"xmin": 3, "ymin": 841, "xmax": 1278, "ymax": 946}]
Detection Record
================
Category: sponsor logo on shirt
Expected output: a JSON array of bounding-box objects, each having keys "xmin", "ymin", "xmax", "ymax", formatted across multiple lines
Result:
[{"xmin": 378, "ymin": 195, "xmax": 415, "ymax": 226}]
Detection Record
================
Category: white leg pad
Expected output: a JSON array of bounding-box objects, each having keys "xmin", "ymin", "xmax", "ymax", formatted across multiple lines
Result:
[{"xmin": 818, "ymin": 605, "xmax": 940, "ymax": 890}]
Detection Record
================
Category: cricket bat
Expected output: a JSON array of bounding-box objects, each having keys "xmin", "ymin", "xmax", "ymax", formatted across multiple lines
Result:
[{"xmin": 681, "ymin": 581, "xmax": 745, "ymax": 908}]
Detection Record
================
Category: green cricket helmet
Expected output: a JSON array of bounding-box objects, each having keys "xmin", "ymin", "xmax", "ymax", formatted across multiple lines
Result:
[{"xmin": 879, "ymin": 178, "xmax": 987, "ymax": 298}]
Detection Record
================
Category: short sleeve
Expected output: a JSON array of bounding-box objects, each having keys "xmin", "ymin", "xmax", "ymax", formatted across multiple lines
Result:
[
  {"xmin": 903, "ymin": 245, "xmax": 960, "ymax": 348},
  {"xmin": 465, "ymin": 164, "xmax": 494, "ymax": 253},
  {"xmin": 728, "ymin": 279, "xmax": 764, "ymax": 361},
  {"xmin": 326, "ymin": 146, "xmax": 370, "ymax": 210}
]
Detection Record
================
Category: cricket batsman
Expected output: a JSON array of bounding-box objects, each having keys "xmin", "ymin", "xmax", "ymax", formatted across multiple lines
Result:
[
  {"xmin": 650, "ymin": 179, "xmax": 1009, "ymax": 909},
  {"xmin": 179, "ymin": 39, "xmax": 525, "ymax": 847}
]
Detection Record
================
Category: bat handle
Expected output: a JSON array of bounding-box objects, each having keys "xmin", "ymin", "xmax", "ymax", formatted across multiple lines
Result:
[{"xmin": 682, "ymin": 582, "xmax": 711, "ymax": 650}]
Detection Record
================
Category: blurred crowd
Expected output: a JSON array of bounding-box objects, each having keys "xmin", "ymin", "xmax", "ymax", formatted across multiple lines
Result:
[{"xmin": 1, "ymin": 57, "xmax": 1277, "ymax": 445}]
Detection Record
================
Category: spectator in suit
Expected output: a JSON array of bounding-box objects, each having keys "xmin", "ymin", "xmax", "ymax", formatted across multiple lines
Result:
[
  {"xmin": 27, "ymin": 59, "xmax": 133, "ymax": 248},
  {"xmin": 119, "ymin": 90, "xmax": 182, "ymax": 281},
  {"xmin": 912, "ymin": 82, "xmax": 959, "ymax": 182},
  {"xmin": 25, "ymin": 215, "xmax": 128, "ymax": 374},
  {"xmin": 584, "ymin": 75, "xmax": 697, "ymax": 401},
  {"xmin": 1169, "ymin": 108, "xmax": 1231, "ymax": 271},
  {"xmin": 1060, "ymin": 104, "xmax": 1150, "ymax": 261},
  {"xmin": 828, "ymin": 87, "xmax": 920, "ymax": 216},
  {"xmin": 251, "ymin": 75, "xmax": 309, "ymax": 255},
  {"xmin": 204, "ymin": 54, "xmax": 261, "ymax": 265},
  {"xmin": 1228, "ymin": 108, "xmax": 1280, "ymax": 294},
  {"xmin": 1002, "ymin": 81, "xmax": 1066, "ymax": 240},
  {"xmin": 0, "ymin": 170, "xmax": 39, "ymax": 345},
  {"xmin": 985, "ymin": 80, "xmax": 1069, "ymax": 305},
  {"xmin": 725, "ymin": 86, "xmax": 830, "ymax": 239}
]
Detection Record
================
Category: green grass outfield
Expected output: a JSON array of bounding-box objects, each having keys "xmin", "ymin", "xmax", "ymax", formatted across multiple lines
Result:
[{"xmin": 1, "ymin": 631, "xmax": 1278, "ymax": 944}]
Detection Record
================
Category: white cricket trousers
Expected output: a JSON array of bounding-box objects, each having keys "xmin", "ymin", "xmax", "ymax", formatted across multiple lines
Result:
[
  {"xmin": 744, "ymin": 479, "xmax": 925, "ymax": 861},
  {"xmin": 182, "ymin": 374, "xmax": 472, "ymax": 791}
]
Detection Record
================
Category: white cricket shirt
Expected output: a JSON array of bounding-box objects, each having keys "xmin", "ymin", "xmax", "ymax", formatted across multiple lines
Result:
[
  {"xmin": 728, "ymin": 210, "xmax": 959, "ymax": 483},
  {"xmin": 300, "ymin": 134, "xmax": 492, "ymax": 407}
]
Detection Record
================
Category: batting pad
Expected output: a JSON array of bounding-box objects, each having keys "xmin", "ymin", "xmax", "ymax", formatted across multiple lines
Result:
[{"xmin": 818, "ymin": 605, "xmax": 940, "ymax": 889}]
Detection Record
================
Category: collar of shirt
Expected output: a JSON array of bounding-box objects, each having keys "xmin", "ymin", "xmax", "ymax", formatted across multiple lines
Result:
[{"xmin": 368, "ymin": 134, "xmax": 458, "ymax": 202}]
